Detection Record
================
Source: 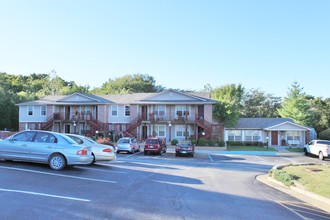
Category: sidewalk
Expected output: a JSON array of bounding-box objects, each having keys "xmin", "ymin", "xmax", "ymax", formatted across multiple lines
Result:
[{"xmin": 257, "ymin": 174, "xmax": 330, "ymax": 214}]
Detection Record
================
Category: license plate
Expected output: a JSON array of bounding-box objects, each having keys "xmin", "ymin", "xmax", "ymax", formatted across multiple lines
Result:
[
  {"xmin": 150, "ymin": 146, "xmax": 154, "ymax": 148},
  {"xmin": 182, "ymin": 151, "xmax": 186, "ymax": 153}
]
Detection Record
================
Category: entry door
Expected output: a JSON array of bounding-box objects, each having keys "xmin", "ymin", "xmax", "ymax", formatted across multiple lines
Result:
[
  {"xmin": 142, "ymin": 125, "xmax": 148, "ymax": 139},
  {"xmin": 271, "ymin": 131, "xmax": 278, "ymax": 146}
]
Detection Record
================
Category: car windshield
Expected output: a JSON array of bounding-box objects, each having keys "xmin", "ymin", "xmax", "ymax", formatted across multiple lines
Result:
[
  {"xmin": 118, "ymin": 139, "xmax": 130, "ymax": 144},
  {"xmin": 179, "ymin": 142, "xmax": 192, "ymax": 146},
  {"xmin": 146, "ymin": 139, "xmax": 159, "ymax": 144}
]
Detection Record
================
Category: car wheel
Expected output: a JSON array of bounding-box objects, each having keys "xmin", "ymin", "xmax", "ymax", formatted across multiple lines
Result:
[
  {"xmin": 144, "ymin": 151, "xmax": 148, "ymax": 155},
  {"xmin": 49, "ymin": 154, "xmax": 66, "ymax": 170},
  {"xmin": 304, "ymin": 148, "xmax": 309, "ymax": 156},
  {"xmin": 131, "ymin": 148, "xmax": 135, "ymax": 154},
  {"xmin": 319, "ymin": 152, "xmax": 324, "ymax": 160},
  {"xmin": 175, "ymin": 153, "xmax": 179, "ymax": 157}
]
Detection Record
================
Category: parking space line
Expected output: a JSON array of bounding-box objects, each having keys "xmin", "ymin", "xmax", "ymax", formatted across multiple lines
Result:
[
  {"xmin": 208, "ymin": 155, "xmax": 214, "ymax": 162},
  {"xmin": 0, "ymin": 166, "xmax": 117, "ymax": 184},
  {"xmin": 79, "ymin": 166, "xmax": 127, "ymax": 174},
  {"xmin": 0, "ymin": 188, "xmax": 90, "ymax": 202}
]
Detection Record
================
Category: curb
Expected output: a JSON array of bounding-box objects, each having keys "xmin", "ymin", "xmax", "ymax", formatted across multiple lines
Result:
[{"xmin": 256, "ymin": 174, "xmax": 330, "ymax": 214}]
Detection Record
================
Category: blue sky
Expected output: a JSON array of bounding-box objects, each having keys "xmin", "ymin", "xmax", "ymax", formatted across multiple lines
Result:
[{"xmin": 1, "ymin": 0, "xmax": 329, "ymax": 98}]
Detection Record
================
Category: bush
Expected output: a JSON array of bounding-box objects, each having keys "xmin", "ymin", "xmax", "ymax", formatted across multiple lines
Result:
[
  {"xmin": 191, "ymin": 139, "xmax": 197, "ymax": 146},
  {"xmin": 218, "ymin": 139, "xmax": 225, "ymax": 147},
  {"xmin": 198, "ymin": 138, "xmax": 207, "ymax": 146},
  {"xmin": 171, "ymin": 139, "xmax": 178, "ymax": 145},
  {"xmin": 269, "ymin": 169, "xmax": 294, "ymax": 187},
  {"xmin": 319, "ymin": 129, "xmax": 330, "ymax": 140},
  {"xmin": 208, "ymin": 139, "xmax": 216, "ymax": 146}
]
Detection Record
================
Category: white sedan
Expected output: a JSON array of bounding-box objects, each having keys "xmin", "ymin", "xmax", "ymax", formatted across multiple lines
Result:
[{"xmin": 66, "ymin": 134, "xmax": 116, "ymax": 164}]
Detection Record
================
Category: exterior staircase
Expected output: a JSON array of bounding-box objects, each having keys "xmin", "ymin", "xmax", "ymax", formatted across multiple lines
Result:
[{"xmin": 195, "ymin": 117, "xmax": 212, "ymax": 139}]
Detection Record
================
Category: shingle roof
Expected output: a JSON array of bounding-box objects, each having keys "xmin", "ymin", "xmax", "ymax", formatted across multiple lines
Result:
[{"xmin": 228, "ymin": 118, "xmax": 294, "ymax": 129}]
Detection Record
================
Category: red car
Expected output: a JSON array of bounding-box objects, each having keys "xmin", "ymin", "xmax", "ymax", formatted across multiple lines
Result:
[{"xmin": 144, "ymin": 138, "xmax": 167, "ymax": 155}]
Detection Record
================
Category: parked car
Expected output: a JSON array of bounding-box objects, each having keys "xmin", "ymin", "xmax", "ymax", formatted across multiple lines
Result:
[
  {"xmin": 304, "ymin": 140, "xmax": 330, "ymax": 160},
  {"xmin": 175, "ymin": 141, "xmax": 195, "ymax": 157},
  {"xmin": 65, "ymin": 134, "xmax": 116, "ymax": 164},
  {"xmin": 117, "ymin": 137, "xmax": 140, "ymax": 154},
  {"xmin": 0, "ymin": 130, "xmax": 93, "ymax": 170},
  {"xmin": 144, "ymin": 138, "xmax": 167, "ymax": 155}
]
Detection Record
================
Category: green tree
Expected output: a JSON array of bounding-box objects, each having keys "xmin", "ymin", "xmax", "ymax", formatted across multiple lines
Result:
[
  {"xmin": 212, "ymin": 84, "xmax": 244, "ymax": 127},
  {"xmin": 92, "ymin": 74, "xmax": 164, "ymax": 94},
  {"xmin": 241, "ymin": 88, "xmax": 281, "ymax": 118},
  {"xmin": 278, "ymin": 82, "xmax": 317, "ymax": 127}
]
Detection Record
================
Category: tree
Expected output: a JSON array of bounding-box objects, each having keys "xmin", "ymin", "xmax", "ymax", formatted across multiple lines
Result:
[
  {"xmin": 92, "ymin": 74, "xmax": 164, "ymax": 94},
  {"xmin": 278, "ymin": 82, "xmax": 317, "ymax": 127},
  {"xmin": 212, "ymin": 84, "xmax": 244, "ymax": 127},
  {"xmin": 241, "ymin": 88, "xmax": 281, "ymax": 118}
]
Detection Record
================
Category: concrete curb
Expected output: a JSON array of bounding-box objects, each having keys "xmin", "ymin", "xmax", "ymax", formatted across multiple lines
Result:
[{"xmin": 256, "ymin": 172, "xmax": 330, "ymax": 214}]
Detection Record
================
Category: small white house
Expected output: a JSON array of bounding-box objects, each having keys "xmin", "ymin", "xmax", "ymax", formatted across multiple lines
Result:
[{"xmin": 224, "ymin": 118, "xmax": 316, "ymax": 147}]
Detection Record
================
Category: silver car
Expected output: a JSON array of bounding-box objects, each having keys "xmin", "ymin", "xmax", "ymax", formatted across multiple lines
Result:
[
  {"xmin": 66, "ymin": 134, "xmax": 116, "ymax": 164},
  {"xmin": 117, "ymin": 137, "xmax": 140, "ymax": 154},
  {"xmin": 0, "ymin": 130, "xmax": 93, "ymax": 170}
]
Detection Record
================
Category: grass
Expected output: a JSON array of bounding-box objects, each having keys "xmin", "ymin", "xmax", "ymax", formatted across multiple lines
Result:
[
  {"xmin": 227, "ymin": 145, "xmax": 277, "ymax": 151},
  {"xmin": 269, "ymin": 164, "xmax": 330, "ymax": 199},
  {"xmin": 285, "ymin": 147, "xmax": 304, "ymax": 152}
]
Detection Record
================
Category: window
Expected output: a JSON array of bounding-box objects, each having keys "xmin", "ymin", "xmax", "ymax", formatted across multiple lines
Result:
[
  {"xmin": 287, "ymin": 131, "xmax": 300, "ymax": 141},
  {"xmin": 154, "ymin": 105, "xmax": 165, "ymax": 118},
  {"xmin": 28, "ymin": 106, "xmax": 34, "ymax": 116},
  {"xmin": 175, "ymin": 105, "xmax": 190, "ymax": 120},
  {"xmin": 244, "ymin": 130, "xmax": 259, "ymax": 141},
  {"xmin": 175, "ymin": 125, "xmax": 189, "ymax": 138},
  {"xmin": 125, "ymin": 106, "xmax": 130, "ymax": 116},
  {"xmin": 12, "ymin": 131, "xmax": 36, "ymax": 142},
  {"xmin": 41, "ymin": 106, "xmax": 46, "ymax": 116},
  {"xmin": 111, "ymin": 106, "xmax": 118, "ymax": 116},
  {"xmin": 154, "ymin": 125, "xmax": 166, "ymax": 137},
  {"xmin": 228, "ymin": 130, "xmax": 242, "ymax": 141}
]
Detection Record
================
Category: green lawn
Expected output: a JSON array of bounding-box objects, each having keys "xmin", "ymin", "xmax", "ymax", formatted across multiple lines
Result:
[
  {"xmin": 285, "ymin": 147, "xmax": 304, "ymax": 152},
  {"xmin": 269, "ymin": 164, "xmax": 330, "ymax": 199},
  {"xmin": 227, "ymin": 146, "xmax": 277, "ymax": 151}
]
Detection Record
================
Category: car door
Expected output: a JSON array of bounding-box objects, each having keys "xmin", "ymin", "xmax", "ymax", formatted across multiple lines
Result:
[
  {"xmin": 28, "ymin": 132, "xmax": 58, "ymax": 163},
  {"xmin": 1, "ymin": 131, "xmax": 37, "ymax": 160},
  {"xmin": 309, "ymin": 140, "xmax": 316, "ymax": 155}
]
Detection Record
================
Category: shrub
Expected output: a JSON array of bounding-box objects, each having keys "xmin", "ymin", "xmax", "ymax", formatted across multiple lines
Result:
[
  {"xmin": 191, "ymin": 139, "xmax": 197, "ymax": 146},
  {"xmin": 198, "ymin": 138, "xmax": 207, "ymax": 146},
  {"xmin": 218, "ymin": 139, "xmax": 225, "ymax": 147},
  {"xmin": 171, "ymin": 139, "xmax": 178, "ymax": 145},
  {"xmin": 319, "ymin": 129, "xmax": 330, "ymax": 140},
  {"xmin": 269, "ymin": 169, "xmax": 294, "ymax": 186},
  {"xmin": 208, "ymin": 139, "xmax": 216, "ymax": 146}
]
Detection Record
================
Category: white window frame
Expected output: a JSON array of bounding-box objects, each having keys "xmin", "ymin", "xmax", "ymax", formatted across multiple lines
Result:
[
  {"xmin": 227, "ymin": 130, "xmax": 242, "ymax": 141},
  {"xmin": 244, "ymin": 130, "xmax": 259, "ymax": 141},
  {"xmin": 27, "ymin": 106, "xmax": 34, "ymax": 116},
  {"xmin": 154, "ymin": 105, "xmax": 166, "ymax": 118},
  {"xmin": 175, "ymin": 125, "xmax": 189, "ymax": 138},
  {"xmin": 287, "ymin": 131, "xmax": 300, "ymax": 141},
  {"xmin": 111, "ymin": 105, "xmax": 118, "ymax": 116},
  {"xmin": 154, "ymin": 125, "xmax": 166, "ymax": 137},
  {"xmin": 41, "ymin": 105, "xmax": 47, "ymax": 116},
  {"xmin": 175, "ymin": 105, "xmax": 190, "ymax": 118}
]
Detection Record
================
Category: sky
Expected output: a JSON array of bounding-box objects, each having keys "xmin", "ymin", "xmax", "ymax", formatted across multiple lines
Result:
[{"xmin": 1, "ymin": 0, "xmax": 329, "ymax": 98}]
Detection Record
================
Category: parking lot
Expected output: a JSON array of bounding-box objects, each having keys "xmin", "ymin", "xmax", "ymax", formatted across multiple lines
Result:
[{"xmin": 1, "ymin": 148, "xmax": 330, "ymax": 220}]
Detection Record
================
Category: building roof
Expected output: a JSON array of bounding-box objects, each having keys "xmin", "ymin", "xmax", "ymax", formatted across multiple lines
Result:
[
  {"xmin": 17, "ymin": 90, "xmax": 216, "ymax": 106},
  {"xmin": 228, "ymin": 118, "xmax": 295, "ymax": 129}
]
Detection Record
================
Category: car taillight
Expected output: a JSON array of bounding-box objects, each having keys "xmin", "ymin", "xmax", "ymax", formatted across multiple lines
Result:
[
  {"xmin": 188, "ymin": 147, "xmax": 192, "ymax": 150},
  {"xmin": 77, "ymin": 149, "xmax": 88, "ymax": 155},
  {"xmin": 103, "ymin": 148, "xmax": 113, "ymax": 153},
  {"xmin": 176, "ymin": 147, "xmax": 180, "ymax": 150},
  {"xmin": 144, "ymin": 144, "xmax": 148, "ymax": 148}
]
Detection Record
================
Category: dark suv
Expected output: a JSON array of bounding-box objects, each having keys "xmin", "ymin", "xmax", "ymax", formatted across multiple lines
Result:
[{"xmin": 144, "ymin": 138, "xmax": 167, "ymax": 155}]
